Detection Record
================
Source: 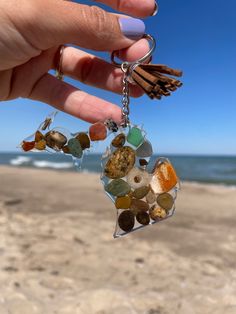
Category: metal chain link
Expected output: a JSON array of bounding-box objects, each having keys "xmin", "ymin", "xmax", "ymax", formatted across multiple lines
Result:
[{"xmin": 121, "ymin": 64, "xmax": 130, "ymax": 128}]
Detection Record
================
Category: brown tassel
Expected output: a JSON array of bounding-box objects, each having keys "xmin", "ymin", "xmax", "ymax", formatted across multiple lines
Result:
[{"xmin": 130, "ymin": 64, "xmax": 183, "ymax": 100}]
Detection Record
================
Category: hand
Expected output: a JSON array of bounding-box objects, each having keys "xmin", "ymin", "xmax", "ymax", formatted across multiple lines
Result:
[{"xmin": 0, "ymin": 0, "xmax": 156, "ymax": 123}]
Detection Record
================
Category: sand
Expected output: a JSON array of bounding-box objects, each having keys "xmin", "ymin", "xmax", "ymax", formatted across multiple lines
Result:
[{"xmin": 0, "ymin": 166, "xmax": 236, "ymax": 314}]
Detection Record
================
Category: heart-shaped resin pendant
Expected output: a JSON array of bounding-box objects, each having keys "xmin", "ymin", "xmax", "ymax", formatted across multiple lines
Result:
[{"xmin": 101, "ymin": 125, "xmax": 180, "ymax": 238}]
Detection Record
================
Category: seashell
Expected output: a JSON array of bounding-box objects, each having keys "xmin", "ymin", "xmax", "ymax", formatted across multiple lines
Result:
[
  {"xmin": 136, "ymin": 212, "xmax": 150, "ymax": 225},
  {"xmin": 68, "ymin": 138, "xmax": 83, "ymax": 158},
  {"xmin": 104, "ymin": 146, "xmax": 136, "ymax": 179},
  {"xmin": 75, "ymin": 132, "xmax": 90, "ymax": 150},
  {"xmin": 149, "ymin": 206, "xmax": 167, "ymax": 220},
  {"xmin": 127, "ymin": 167, "xmax": 151, "ymax": 189},
  {"xmin": 150, "ymin": 159, "xmax": 178, "ymax": 194},
  {"xmin": 89, "ymin": 122, "xmax": 107, "ymax": 141},
  {"xmin": 118, "ymin": 210, "xmax": 135, "ymax": 232},
  {"xmin": 45, "ymin": 130, "xmax": 67, "ymax": 150},
  {"xmin": 156, "ymin": 193, "xmax": 174, "ymax": 211},
  {"xmin": 105, "ymin": 179, "xmax": 131, "ymax": 197},
  {"xmin": 136, "ymin": 140, "xmax": 153, "ymax": 158},
  {"xmin": 133, "ymin": 186, "xmax": 150, "ymax": 199},
  {"xmin": 111, "ymin": 133, "xmax": 126, "ymax": 148},
  {"xmin": 115, "ymin": 195, "xmax": 131, "ymax": 209}
]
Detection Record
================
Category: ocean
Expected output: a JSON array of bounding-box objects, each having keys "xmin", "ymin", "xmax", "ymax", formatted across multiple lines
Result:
[{"xmin": 1, "ymin": 152, "xmax": 236, "ymax": 186}]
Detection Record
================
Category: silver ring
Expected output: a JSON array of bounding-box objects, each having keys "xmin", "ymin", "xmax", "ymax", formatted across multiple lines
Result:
[
  {"xmin": 151, "ymin": 2, "xmax": 159, "ymax": 16},
  {"xmin": 111, "ymin": 34, "xmax": 156, "ymax": 68},
  {"xmin": 55, "ymin": 45, "xmax": 65, "ymax": 81}
]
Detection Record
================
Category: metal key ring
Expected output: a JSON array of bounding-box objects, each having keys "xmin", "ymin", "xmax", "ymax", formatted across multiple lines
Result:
[{"xmin": 111, "ymin": 34, "xmax": 156, "ymax": 69}]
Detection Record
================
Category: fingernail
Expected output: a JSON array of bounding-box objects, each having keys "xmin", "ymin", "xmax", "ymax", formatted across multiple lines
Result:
[
  {"xmin": 119, "ymin": 18, "xmax": 145, "ymax": 40},
  {"xmin": 151, "ymin": 2, "xmax": 159, "ymax": 16}
]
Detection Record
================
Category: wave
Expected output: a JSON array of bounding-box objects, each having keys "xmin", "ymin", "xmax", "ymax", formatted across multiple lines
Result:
[
  {"xmin": 10, "ymin": 156, "xmax": 32, "ymax": 166},
  {"xmin": 33, "ymin": 160, "xmax": 73, "ymax": 169}
]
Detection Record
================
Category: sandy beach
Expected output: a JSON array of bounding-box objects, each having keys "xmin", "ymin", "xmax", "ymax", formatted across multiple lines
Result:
[{"xmin": 0, "ymin": 165, "xmax": 236, "ymax": 314}]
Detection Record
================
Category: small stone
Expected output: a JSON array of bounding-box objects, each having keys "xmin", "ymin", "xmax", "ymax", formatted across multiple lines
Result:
[
  {"xmin": 149, "ymin": 206, "xmax": 167, "ymax": 220},
  {"xmin": 89, "ymin": 122, "xmax": 107, "ymax": 141},
  {"xmin": 62, "ymin": 146, "xmax": 70, "ymax": 154},
  {"xmin": 105, "ymin": 179, "xmax": 131, "ymax": 197},
  {"xmin": 150, "ymin": 159, "xmax": 178, "ymax": 194},
  {"xmin": 146, "ymin": 190, "xmax": 156, "ymax": 204},
  {"xmin": 133, "ymin": 186, "xmax": 150, "ymax": 199},
  {"xmin": 156, "ymin": 193, "xmax": 174, "ymax": 211},
  {"xmin": 68, "ymin": 138, "xmax": 83, "ymax": 158},
  {"xmin": 127, "ymin": 167, "xmax": 151, "ymax": 189},
  {"xmin": 130, "ymin": 199, "xmax": 149, "ymax": 214},
  {"xmin": 127, "ymin": 127, "xmax": 144, "ymax": 147},
  {"xmin": 139, "ymin": 159, "xmax": 149, "ymax": 167},
  {"xmin": 105, "ymin": 119, "xmax": 119, "ymax": 132},
  {"xmin": 115, "ymin": 196, "xmax": 131, "ymax": 209},
  {"xmin": 75, "ymin": 133, "xmax": 90, "ymax": 150},
  {"xmin": 35, "ymin": 139, "xmax": 46, "ymax": 151},
  {"xmin": 104, "ymin": 146, "xmax": 135, "ymax": 179},
  {"xmin": 118, "ymin": 210, "xmax": 135, "ymax": 232},
  {"xmin": 111, "ymin": 133, "xmax": 126, "ymax": 148},
  {"xmin": 136, "ymin": 212, "xmax": 150, "ymax": 225},
  {"xmin": 136, "ymin": 140, "xmax": 153, "ymax": 158},
  {"xmin": 45, "ymin": 130, "xmax": 67, "ymax": 150},
  {"xmin": 22, "ymin": 141, "xmax": 35, "ymax": 152},
  {"xmin": 35, "ymin": 131, "xmax": 44, "ymax": 142}
]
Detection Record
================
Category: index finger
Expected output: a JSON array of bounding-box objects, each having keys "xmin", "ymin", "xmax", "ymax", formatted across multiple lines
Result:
[{"xmin": 93, "ymin": 0, "xmax": 157, "ymax": 18}]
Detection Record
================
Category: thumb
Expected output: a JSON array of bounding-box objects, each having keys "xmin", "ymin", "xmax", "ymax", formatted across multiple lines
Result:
[{"xmin": 21, "ymin": 1, "xmax": 146, "ymax": 52}]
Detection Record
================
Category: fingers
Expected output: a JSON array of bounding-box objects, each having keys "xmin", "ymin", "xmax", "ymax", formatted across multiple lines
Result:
[
  {"xmin": 19, "ymin": 1, "xmax": 145, "ymax": 52},
  {"xmin": 93, "ymin": 0, "xmax": 157, "ymax": 18},
  {"xmin": 29, "ymin": 73, "xmax": 122, "ymax": 124},
  {"xmin": 56, "ymin": 39, "xmax": 149, "ymax": 97}
]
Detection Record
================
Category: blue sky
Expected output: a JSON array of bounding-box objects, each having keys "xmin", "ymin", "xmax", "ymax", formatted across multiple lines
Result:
[{"xmin": 0, "ymin": 0, "xmax": 235, "ymax": 155}]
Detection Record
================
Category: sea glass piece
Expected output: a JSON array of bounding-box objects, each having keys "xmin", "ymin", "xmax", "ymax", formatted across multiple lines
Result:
[
  {"xmin": 136, "ymin": 140, "xmax": 153, "ymax": 158},
  {"xmin": 22, "ymin": 141, "xmax": 35, "ymax": 152},
  {"xmin": 156, "ymin": 193, "xmax": 174, "ymax": 211},
  {"xmin": 136, "ymin": 212, "xmax": 150, "ymax": 225},
  {"xmin": 45, "ymin": 130, "xmax": 67, "ymax": 150},
  {"xmin": 111, "ymin": 133, "xmax": 126, "ymax": 148},
  {"xmin": 118, "ymin": 210, "xmax": 135, "ymax": 232},
  {"xmin": 104, "ymin": 146, "xmax": 135, "ymax": 179},
  {"xmin": 150, "ymin": 159, "xmax": 178, "ymax": 194},
  {"xmin": 133, "ymin": 186, "xmax": 150, "ymax": 199},
  {"xmin": 127, "ymin": 167, "xmax": 151, "ymax": 189},
  {"xmin": 105, "ymin": 179, "xmax": 131, "ymax": 197},
  {"xmin": 89, "ymin": 122, "xmax": 107, "ymax": 141},
  {"xmin": 35, "ymin": 139, "xmax": 46, "ymax": 151},
  {"xmin": 75, "ymin": 133, "xmax": 90, "ymax": 150},
  {"xmin": 67, "ymin": 138, "xmax": 83, "ymax": 158},
  {"xmin": 115, "ymin": 195, "xmax": 131, "ymax": 209},
  {"xmin": 127, "ymin": 127, "xmax": 144, "ymax": 147},
  {"xmin": 35, "ymin": 131, "xmax": 44, "ymax": 142}
]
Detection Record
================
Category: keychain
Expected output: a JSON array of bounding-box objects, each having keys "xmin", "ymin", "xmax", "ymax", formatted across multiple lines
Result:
[
  {"xmin": 19, "ymin": 34, "xmax": 183, "ymax": 238},
  {"xmin": 101, "ymin": 34, "xmax": 182, "ymax": 238}
]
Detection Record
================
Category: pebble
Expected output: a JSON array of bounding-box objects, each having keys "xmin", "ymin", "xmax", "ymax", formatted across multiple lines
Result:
[
  {"xmin": 136, "ymin": 140, "xmax": 153, "ymax": 158},
  {"xmin": 127, "ymin": 127, "xmax": 144, "ymax": 147},
  {"xmin": 133, "ymin": 186, "xmax": 150, "ymax": 199},
  {"xmin": 139, "ymin": 159, "xmax": 149, "ymax": 167},
  {"xmin": 130, "ymin": 199, "xmax": 149, "ymax": 214},
  {"xmin": 45, "ymin": 130, "xmax": 67, "ymax": 150},
  {"xmin": 136, "ymin": 212, "xmax": 150, "ymax": 225},
  {"xmin": 62, "ymin": 145, "xmax": 70, "ymax": 154},
  {"xmin": 68, "ymin": 138, "xmax": 83, "ymax": 158},
  {"xmin": 118, "ymin": 210, "xmax": 135, "ymax": 232},
  {"xmin": 89, "ymin": 122, "xmax": 107, "ymax": 141},
  {"xmin": 149, "ymin": 206, "xmax": 167, "ymax": 220},
  {"xmin": 105, "ymin": 179, "xmax": 131, "ymax": 197},
  {"xmin": 156, "ymin": 193, "xmax": 174, "ymax": 211},
  {"xmin": 111, "ymin": 133, "xmax": 126, "ymax": 148},
  {"xmin": 150, "ymin": 159, "xmax": 178, "ymax": 194},
  {"xmin": 115, "ymin": 196, "xmax": 131, "ymax": 209},
  {"xmin": 75, "ymin": 133, "xmax": 90, "ymax": 150},
  {"xmin": 127, "ymin": 167, "xmax": 151, "ymax": 189},
  {"xmin": 104, "ymin": 146, "xmax": 136, "ymax": 179},
  {"xmin": 146, "ymin": 190, "xmax": 156, "ymax": 204}
]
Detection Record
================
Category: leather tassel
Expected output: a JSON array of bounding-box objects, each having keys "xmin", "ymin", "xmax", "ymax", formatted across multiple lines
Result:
[{"xmin": 130, "ymin": 64, "xmax": 183, "ymax": 100}]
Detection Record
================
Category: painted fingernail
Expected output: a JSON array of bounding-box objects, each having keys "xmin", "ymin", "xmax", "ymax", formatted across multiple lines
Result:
[
  {"xmin": 151, "ymin": 2, "xmax": 159, "ymax": 16},
  {"xmin": 119, "ymin": 18, "xmax": 145, "ymax": 40}
]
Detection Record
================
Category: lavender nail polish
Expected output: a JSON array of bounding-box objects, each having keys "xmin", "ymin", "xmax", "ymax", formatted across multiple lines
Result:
[{"xmin": 119, "ymin": 18, "xmax": 145, "ymax": 40}]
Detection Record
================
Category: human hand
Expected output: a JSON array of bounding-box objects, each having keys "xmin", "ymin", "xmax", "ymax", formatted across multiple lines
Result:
[{"xmin": 0, "ymin": 0, "xmax": 157, "ymax": 123}]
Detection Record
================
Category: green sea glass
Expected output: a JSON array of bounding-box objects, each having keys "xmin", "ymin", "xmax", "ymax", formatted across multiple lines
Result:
[{"xmin": 127, "ymin": 127, "xmax": 144, "ymax": 147}]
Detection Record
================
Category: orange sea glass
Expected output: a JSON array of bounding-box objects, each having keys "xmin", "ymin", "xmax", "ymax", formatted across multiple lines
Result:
[{"xmin": 22, "ymin": 141, "xmax": 35, "ymax": 152}]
